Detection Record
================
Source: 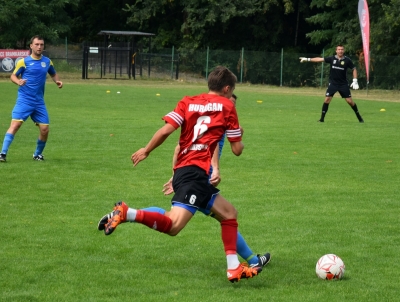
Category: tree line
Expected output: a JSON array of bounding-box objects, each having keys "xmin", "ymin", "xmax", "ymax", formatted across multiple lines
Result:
[{"xmin": 0, "ymin": 0, "xmax": 399, "ymax": 56}]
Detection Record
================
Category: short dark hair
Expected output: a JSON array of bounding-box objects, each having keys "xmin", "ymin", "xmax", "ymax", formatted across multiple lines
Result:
[
  {"xmin": 30, "ymin": 35, "xmax": 44, "ymax": 44},
  {"xmin": 207, "ymin": 66, "xmax": 237, "ymax": 92}
]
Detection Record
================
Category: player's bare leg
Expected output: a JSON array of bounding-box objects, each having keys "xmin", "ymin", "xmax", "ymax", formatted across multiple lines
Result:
[
  {"xmin": 163, "ymin": 206, "xmax": 193, "ymax": 236},
  {"xmin": 7, "ymin": 120, "xmax": 23, "ymax": 135}
]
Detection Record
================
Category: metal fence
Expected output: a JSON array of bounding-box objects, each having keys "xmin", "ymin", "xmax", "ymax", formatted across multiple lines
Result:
[{"xmin": 5, "ymin": 41, "xmax": 400, "ymax": 90}]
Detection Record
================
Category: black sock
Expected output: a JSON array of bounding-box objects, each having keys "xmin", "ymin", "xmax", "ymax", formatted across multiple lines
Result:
[
  {"xmin": 352, "ymin": 103, "xmax": 363, "ymax": 120},
  {"xmin": 320, "ymin": 103, "xmax": 329, "ymax": 121}
]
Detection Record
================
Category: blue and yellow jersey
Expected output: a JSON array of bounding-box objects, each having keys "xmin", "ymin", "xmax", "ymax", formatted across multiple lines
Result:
[{"xmin": 13, "ymin": 55, "xmax": 56, "ymax": 104}]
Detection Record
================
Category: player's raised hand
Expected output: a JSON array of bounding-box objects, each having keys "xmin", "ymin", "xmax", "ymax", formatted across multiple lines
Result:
[
  {"xmin": 131, "ymin": 148, "xmax": 149, "ymax": 166},
  {"xmin": 299, "ymin": 57, "xmax": 310, "ymax": 63}
]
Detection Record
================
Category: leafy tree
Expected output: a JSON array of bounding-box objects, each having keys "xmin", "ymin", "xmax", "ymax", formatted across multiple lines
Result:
[
  {"xmin": 124, "ymin": 0, "xmax": 317, "ymax": 51},
  {"xmin": 305, "ymin": 0, "xmax": 400, "ymax": 56},
  {"xmin": 68, "ymin": 0, "xmax": 137, "ymax": 42},
  {"xmin": 0, "ymin": 0, "xmax": 79, "ymax": 48},
  {"xmin": 372, "ymin": 0, "xmax": 400, "ymax": 55},
  {"xmin": 305, "ymin": 0, "xmax": 364, "ymax": 54}
]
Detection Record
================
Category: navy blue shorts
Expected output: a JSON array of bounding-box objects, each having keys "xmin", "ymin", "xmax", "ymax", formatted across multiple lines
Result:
[{"xmin": 172, "ymin": 165, "xmax": 220, "ymax": 215}]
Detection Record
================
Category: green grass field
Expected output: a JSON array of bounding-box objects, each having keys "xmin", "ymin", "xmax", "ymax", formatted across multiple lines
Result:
[{"xmin": 0, "ymin": 79, "xmax": 399, "ymax": 301}]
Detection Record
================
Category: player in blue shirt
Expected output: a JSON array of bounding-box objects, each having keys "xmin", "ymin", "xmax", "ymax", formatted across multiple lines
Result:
[{"xmin": 0, "ymin": 35, "xmax": 63, "ymax": 162}]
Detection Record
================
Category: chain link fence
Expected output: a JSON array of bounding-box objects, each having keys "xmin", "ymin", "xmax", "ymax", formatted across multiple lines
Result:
[{"xmin": 2, "ymin": 40, "xmax": 400, "ymax": 90}]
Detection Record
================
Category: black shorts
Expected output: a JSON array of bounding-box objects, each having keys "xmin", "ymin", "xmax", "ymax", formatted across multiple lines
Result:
[
  {"xmin": 172, "ymin": 165, "xmax": 220, "ymax": 210},
  {"xmin": 325, "ymin": 83, "xmax": 351, "ymax": 98}
]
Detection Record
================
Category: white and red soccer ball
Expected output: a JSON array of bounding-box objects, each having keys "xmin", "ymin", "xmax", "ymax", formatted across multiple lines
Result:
[{"xmin": 316, "ymin": 254, "xmax": 345, "ymax": 280}]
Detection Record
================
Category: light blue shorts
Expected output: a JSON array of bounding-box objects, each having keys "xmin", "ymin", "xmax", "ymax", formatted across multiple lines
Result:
[{"xmin": 12, "ymin": 101, "xmax": 49, "ymax": 124}]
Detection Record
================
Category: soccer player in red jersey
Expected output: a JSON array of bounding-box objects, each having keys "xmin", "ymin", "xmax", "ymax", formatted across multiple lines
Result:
[
  {"xmin": 98, "ymin": 66, "xmax": 262, "ymax": 282},
  {"xmin": 156, "ymin": 94, "xmax": 271, "ymax": 269}
]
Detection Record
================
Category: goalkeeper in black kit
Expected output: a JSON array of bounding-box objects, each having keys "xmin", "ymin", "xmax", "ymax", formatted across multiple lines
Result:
[{"xmin": 300, "ymin": 44, "xmax": 364, "ymax": 123}]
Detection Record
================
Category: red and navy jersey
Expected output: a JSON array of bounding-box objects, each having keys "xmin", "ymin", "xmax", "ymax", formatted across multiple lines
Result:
[
  {"xmin": 324, "ymin": 55, "xmax": 355, "ymax": 85},
  {"xmin": 163, "ymin": 93, "xmax": 241, "ymax": 174}
]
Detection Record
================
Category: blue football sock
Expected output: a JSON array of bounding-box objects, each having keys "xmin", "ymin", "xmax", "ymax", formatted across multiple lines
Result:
[
  {"xmin": 142, "ymin": 206, "xmax": 259, "ymax": 264},
  {"xmin": 141, "ymin": 207, "xmax": 166, "ymax": 215},
  {"xmin": 1, "ymin": 133, "xmax": 14, "ymax": 154},
  {"xmin": 34, "ymin": 139, "xmax": 46, "ymax": 156},
  {"xmin": 236, "ymin": 232, "xmax": 259, "ymax": 265}
]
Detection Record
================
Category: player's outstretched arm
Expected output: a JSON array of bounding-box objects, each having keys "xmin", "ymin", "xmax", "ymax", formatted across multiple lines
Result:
[
  {"xmin": 132, "ymin": 123, "xmax": 176, "ymax": 166},
  {"xmin": 299, "ymin": 57, "xmax": 324, "ymax": 63}
]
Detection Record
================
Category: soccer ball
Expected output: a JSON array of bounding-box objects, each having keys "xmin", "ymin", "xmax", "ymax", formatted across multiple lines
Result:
[{"xmin": 315, "ymin": 254, "xmax": 345, "ymax": 280}]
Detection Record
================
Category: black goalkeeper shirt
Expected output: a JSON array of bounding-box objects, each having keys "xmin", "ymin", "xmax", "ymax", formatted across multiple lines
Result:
[{"xmin": 324, "ymin": 55, "xmax": 356, "ymax": 85}]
